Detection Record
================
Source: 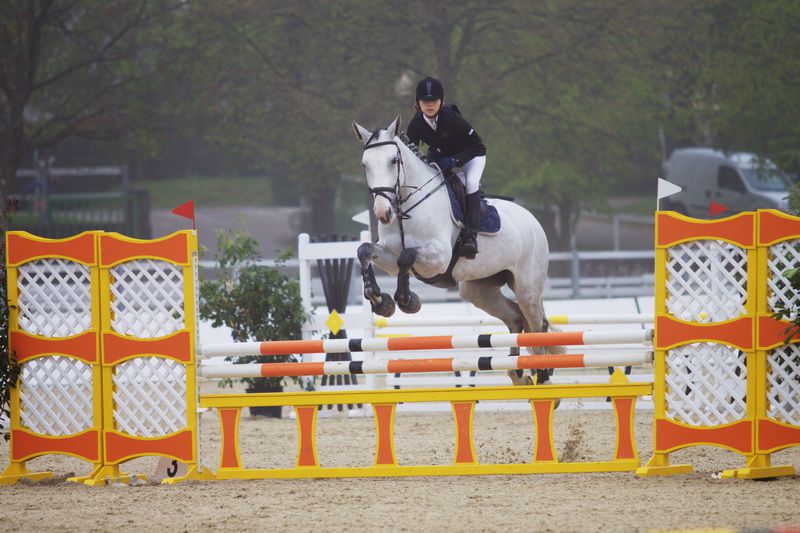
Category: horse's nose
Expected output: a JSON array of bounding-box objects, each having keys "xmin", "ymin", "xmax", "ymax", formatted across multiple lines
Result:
[
  {"xmin": 377, "ymin": 207, "xmax": 392, "ymax": 224},
  {"xmin": 374, "ymin": 197, "xmax": 393, "ymax": 224}
]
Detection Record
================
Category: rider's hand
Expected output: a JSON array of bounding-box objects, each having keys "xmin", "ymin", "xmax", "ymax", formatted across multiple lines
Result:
[{"xmin": 438, "ymin": 156, "xmax": 457, "ymax": 173}]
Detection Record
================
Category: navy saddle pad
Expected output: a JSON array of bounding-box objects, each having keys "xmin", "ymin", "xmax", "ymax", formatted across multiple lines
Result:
[{"xmin": 444, "ymin": 182, "xmax": 501, "ymax": 234}]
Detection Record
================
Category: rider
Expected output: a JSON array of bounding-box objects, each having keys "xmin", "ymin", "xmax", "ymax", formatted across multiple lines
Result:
[{"xmin": 406, "ymin": 76, "xmax": 486, "ymax": 259}]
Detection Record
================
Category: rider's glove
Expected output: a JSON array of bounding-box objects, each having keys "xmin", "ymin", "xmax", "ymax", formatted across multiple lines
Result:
[{"xmin": 438, "ymin": 156, "xmax": 458, "ymax": 174}]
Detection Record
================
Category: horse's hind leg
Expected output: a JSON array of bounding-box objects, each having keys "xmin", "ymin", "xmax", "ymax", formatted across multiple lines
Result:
[
  {"xmin": 358, "ymin": 242, "xmax": 396, "ymax": 317},
  {"xmin": 459, "ymin": 278, "xmax": 531, "ymax": 386},
  {"xmin": 509, "ymin": 275, "xmax": 564, "ymax": 385}
]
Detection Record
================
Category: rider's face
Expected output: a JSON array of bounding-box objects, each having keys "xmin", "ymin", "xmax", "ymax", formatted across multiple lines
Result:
[{"xmin": 419, "ymin": 99, "xmax": 442, "ymax": 119}]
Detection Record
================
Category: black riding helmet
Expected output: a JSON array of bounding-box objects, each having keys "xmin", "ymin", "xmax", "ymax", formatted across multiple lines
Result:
[{"xmin": 415, "ymin": 76, "xmax": 444, "ymax": 102}]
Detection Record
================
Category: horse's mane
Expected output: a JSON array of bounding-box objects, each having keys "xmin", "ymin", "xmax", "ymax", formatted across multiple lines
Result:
[
  {"xmin": 368, "ymin": 127, "xmax": 434, "ymax": 168},
  {"xmin": 398, "ymin": 132, "xmax": 430, "ymax": 164}
]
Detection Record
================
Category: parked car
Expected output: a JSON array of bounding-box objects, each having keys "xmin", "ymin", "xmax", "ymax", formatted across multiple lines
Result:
[{"xmin": 661, "ymin": 148, "xmax": 791, "ymax": 217}]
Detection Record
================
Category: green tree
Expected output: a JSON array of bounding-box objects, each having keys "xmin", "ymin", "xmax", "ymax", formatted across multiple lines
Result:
[
  {"xmin": 199, "ymin": 228, "xmax": 310, "ymax": 392},
  {"xmin": 472, "ymin": 1, "xmax": 668, "ymax": 247},
  {"xmin": 178, "ymin": 1, "xmax": 403, "ymax": 233},
  {"xmin": 709, "ymin": 0, "xmax": 800, "ymax": 175},
  {"xmin": 8, "ymin": 0, "xmax": 800, "ymax": 238},
  {"xmin": 0, "ymin": 1, "xmax": 193, "ymax": 209},
  {"xmin": 654, "ymin": 1, "xmax": 800, "ymax": 176}
]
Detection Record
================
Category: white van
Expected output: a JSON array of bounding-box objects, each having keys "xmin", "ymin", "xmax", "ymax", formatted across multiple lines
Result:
[{"xmin": 662, "ymin": 148, "xmax": 791, "ymax": 218}]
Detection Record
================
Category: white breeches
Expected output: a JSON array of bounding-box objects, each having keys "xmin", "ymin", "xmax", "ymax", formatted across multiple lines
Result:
[{"xmin": 456, "ymin": 156, "xmax": 486, "ymax": 195}]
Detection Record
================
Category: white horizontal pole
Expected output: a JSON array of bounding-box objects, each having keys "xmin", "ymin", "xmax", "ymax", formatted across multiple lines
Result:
[{"xmin": 373, "ymin": 313, "xmax": 652, "ymax": 328}]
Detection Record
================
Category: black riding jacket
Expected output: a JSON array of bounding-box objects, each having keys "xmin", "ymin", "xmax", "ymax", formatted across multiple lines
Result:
[{"xmin": 406, "ymin": 105, "xmax": 486, "ymax": 167}]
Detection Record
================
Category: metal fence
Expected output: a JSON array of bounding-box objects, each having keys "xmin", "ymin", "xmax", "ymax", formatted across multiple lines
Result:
[
  {"xmin": 199, "ymin": 247, "xmax": 656, "ymax": 303},
  {"xmin": 10, "ymin": 166, "xmax": 151, "ymax": 238}
]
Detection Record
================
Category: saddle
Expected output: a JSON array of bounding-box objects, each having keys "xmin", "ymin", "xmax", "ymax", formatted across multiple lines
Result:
[
  {"xmin": 411, "ymin": 169, "xmax": 501, "ymax": 289},
  {"xmin": 441, "ymin": 170, "xmax": 501, "ymax": 234},
  {"xmin": 445, "ymin": 171, "xmax": 486, "ymax": 220}
]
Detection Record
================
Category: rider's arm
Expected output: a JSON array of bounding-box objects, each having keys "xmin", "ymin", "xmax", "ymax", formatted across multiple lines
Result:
[{"xmin": 449, "ymin": 113, "xmax": 486, "ymax": 167}]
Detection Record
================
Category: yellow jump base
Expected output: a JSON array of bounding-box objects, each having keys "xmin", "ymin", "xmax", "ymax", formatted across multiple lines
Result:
[{"xmin": 200, "ymin": 375, "xmax": 652, "ymax": 480}]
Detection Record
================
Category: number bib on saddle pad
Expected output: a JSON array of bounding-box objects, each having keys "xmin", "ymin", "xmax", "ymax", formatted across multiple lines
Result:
[{"xmin": 444, "ymin": 180, "xmax": 501, "ymax": 234}]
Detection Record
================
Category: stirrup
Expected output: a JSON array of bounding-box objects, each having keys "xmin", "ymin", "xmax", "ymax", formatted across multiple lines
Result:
[{"xmin": 460, "ymin": 235, "xmax": 478, "ymax": 259}]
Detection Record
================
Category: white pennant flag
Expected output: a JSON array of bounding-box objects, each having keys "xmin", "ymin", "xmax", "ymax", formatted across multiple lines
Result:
[
  {"xmin": 657, "ymin": 178, "xmax": 682, "ymax": 200},
  {"xmin": 351, "ymin": 210, "xmax": 370, "ymax": 226}
]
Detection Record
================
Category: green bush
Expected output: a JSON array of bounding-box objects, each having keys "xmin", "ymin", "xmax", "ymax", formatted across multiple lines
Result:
[
  {"xmin": 0, "ymin": 244, "xmax": 16, "ymax": 439},
  {"xmin": 789, "ymin": 182, "xmax": 800, "ymax": 216},
  {"xmin": 777, "ymin": 186, "xmax": 800, "ymax": 341},
  {"xmin": 199, "ymin": 229, "xmax": 311, "ymax": 391},
  {"xmin": 774, "ymin": 267, "xmax": 800, "ymax": 343},
  {"xmin": 1, "ymin": 201, "xmax": 20, "ymax": 439}
]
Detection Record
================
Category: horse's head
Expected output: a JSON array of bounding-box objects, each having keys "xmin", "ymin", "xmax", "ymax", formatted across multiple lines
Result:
[{"xmin": 352, "ymin": 115, "xmax": 403, "ymax": 225}]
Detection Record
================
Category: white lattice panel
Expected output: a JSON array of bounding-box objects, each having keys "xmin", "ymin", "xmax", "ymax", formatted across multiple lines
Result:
[
  {"xmin": 112, "ymin": 357, "xmax": 187, "ymax": 437},
  {"xmin": 19, "ymin": 357, "xmax": 94, "ymax": 436},
  {"xmin": 17, "ymin": 259, "xmax": 92, "ymax": 338},
  {"xmin": 767, "ymin": 345, "xmax": 800, "ymax": 426},
  {"xmin": 110, "ymin": 259, "xmax": 184, "ymax": 338},
  {"xmin": 665, "ymin": 343, "xmax": 747, "ymax": 426},
  {"xmin": 766, "ymin": 240, "xmax": 800, "ymax": 316},
  {"xmin": 665, "ymin": 241, "xmax": 748, "ymax": 322}
]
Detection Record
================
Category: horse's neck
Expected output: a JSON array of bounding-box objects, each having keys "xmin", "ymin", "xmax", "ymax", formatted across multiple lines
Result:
[
  {"xmin": 395, "ymin": 141, "xmax": 454, "ymax": 237},
  {"xmin": 397, "ymin": 142, "xmax": 445, "ymax": 200}
]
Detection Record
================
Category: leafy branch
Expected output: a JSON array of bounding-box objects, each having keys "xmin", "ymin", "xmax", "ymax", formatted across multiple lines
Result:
[
  {"xmin": 199, "ymin": 228, "xmax": 311, "ymax": 391},
  {"xmin": 0, "ymin": 202, "xmax": 20, "ymax": 440},
  {"xmin": 773, "ymin": 267, "xmax": 800, "ymax": 343}
]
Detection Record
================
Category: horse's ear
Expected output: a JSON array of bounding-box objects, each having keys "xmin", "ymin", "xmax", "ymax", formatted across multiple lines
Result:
[
  {"xmin": 352, "ymin": 121, "xmax": 372, "ymax": 145},
  {"xmin": 387, "ymin": 114, "xmax": 402, "ymax": 137}
]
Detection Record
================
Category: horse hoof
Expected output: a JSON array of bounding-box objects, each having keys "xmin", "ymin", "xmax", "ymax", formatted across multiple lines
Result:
[
  {"xmin": 535, "ymin": 368, "xmax": 552, "ymax": 385},
  {"xmin": 396, "ymin": 292, "xmax": 421, "ymax": 314},
  {"xmin": 372, "ymin": 293, "xmax": 396, "ymax": 317}
]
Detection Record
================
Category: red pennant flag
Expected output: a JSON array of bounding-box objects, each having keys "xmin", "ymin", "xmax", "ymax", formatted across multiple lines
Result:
[
  {"xmin": 708, "ymin": 201, "xmax": 728, "ymax": 218},
  {"xmin": 171, "ymin": 200, "xmax": 196, "ymax": 229}
]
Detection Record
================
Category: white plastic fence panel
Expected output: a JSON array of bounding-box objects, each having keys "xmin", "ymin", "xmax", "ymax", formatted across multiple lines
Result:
[
  {"xmin": 109, "ymin": 259, "xmax": 188, "ymax": 438},
  {"xmin": 16, "ymin": 259, "xmax": 94, "ymax": 436}
]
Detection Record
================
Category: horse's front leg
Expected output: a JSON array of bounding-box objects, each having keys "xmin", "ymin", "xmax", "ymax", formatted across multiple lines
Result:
[
  {"xmin": 357, "ymin": 242, "xmax": 397, "ymax": 317},
  {"xmin": 394, "ymin": 248, "xmax": 421, "ymax": 313}
]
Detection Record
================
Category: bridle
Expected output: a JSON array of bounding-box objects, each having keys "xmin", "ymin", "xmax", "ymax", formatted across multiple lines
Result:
[
  {"xmin": 362, "ymin": 137, "xmax": 446, "ymax": 248},
  {"xmin": 363, "ymin": 140, "xmax": 403, "ymax": 207}
]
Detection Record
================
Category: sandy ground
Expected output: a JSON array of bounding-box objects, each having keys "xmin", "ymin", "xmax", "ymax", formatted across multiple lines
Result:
[{"xmin": 0, "ymin": 407, "xmax": 798, "ymax": 533}]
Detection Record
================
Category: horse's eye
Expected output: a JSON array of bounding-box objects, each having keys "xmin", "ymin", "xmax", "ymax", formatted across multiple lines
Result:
[{"xmin": 391, "ymin": 158, "xmax": 398, "ymax": 166}]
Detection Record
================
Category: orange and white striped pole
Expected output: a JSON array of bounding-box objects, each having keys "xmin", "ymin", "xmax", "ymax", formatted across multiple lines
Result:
[
  {"xmin": 199, "ymin": 329, "xmax": 653, "ymax": 358},
  {"xmin": 199, "ymin": 351, "xmax": 653, "ymax": 378}
]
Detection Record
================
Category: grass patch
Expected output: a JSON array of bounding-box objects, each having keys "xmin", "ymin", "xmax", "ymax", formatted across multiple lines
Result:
[
  {"xmin": 611, "ymin": 196, "xmax": 658, "ymax": 216},
  {"xmin": 138, "ymin": 176, "xmax": 275, "ymax": 208}
]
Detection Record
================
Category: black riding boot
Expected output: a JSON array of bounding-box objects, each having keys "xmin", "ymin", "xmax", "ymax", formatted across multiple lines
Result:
[{"xmin": 460, "ymin": 192, "xmax": 481, "ymax": 259}]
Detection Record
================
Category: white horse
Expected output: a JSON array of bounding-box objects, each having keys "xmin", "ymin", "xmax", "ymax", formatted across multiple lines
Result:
[{"xmin": 352, "ymin": 116, "xmax": 564, "ymax": 385}]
